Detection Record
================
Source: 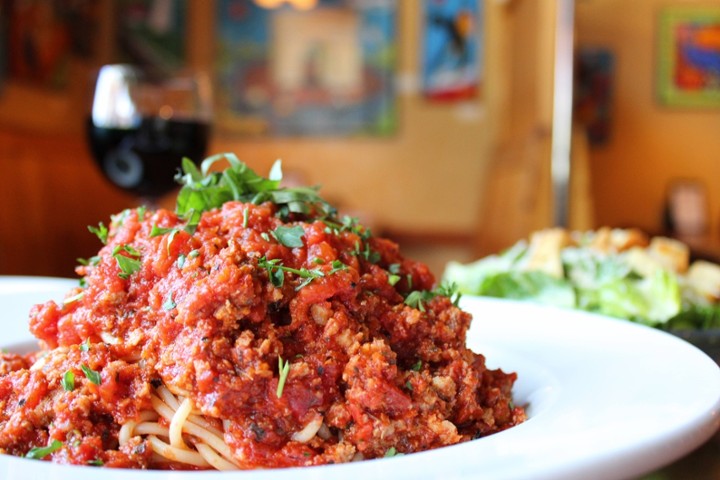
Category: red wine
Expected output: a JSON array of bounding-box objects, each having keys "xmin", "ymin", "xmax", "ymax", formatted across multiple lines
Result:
[{"xmin": 86, "ymin": 116, "xmax": 210, "ymax": 198}]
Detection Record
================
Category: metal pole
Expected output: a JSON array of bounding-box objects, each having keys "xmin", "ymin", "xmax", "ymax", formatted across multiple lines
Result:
[{"xmin": 551, "ymin": 0, "xmax": 575, "ymax": 227}]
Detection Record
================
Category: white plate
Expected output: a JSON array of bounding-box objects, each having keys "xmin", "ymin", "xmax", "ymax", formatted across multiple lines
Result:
[{"xmin": 0, "ymin": 278, "xmax": 718, "ymax": 480}]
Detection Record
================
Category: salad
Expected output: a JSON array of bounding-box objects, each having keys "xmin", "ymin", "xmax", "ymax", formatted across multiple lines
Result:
[{"xmin": 443, "ymin": 228, "xmax": 720, "ymax": 330}]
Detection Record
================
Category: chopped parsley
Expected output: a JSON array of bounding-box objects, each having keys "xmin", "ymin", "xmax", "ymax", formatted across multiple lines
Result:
[
  {"xmin": 329, "ymin": 259, "xmax": 348, "ymax": 274},
  {"xmin": 405, "ymin": 282, "xmax": 462, "ymax": 311},
  {"xmin": 387, "ymin": 263, "xmax": 402, "ymax": 286},
  {"xmin": 271, "ymin": 225, "xmax": 305, "ymax": 248},
  {"xmin": 25, "ymin": 439, "xmax": 63, "ymax": 459},
  {"xmin": 149, "ymin": 224, "xmax": 175, "ymax": 237},
  {"xmin": 63, "ymin": 291, "xmax": 85, "ymax": 305},
  {"xmin": 88, "ymin": 222, "xmax": 108, "ymax": 244},
  {"xmin": 112, "ymin": 245, "xmax": 142, "ymax": 279},
  {"xmin": 383, "ymin": 447, "xmax": 404, "ymax": 458},
  {"xmin": 61, "ymin": 370, "xmax": 75, "ymax": 391},
  {"xmin": 174, "ymin": 154, "xmax": 336, "ymax": 228},
  {"xmin": 277, "ymin": 356, "xmax": 291, "ymax": 398},
  {"xmin": 81, "ymin": 364, "xmax": 101, "ymax": 385},
  {"xmin": 163, "ymin": 293, "xmax": 176, "ymax": 311},
  {"xmin": 258, "ymin": 257, "xmax": 326, "ymax": 290},
  {"xmin": 77, "ymin": 255, "xmax": 100, "ymax": 267}
]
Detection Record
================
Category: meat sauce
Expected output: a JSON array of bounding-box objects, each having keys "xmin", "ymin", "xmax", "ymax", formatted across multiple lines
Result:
[{"xmin": 0, "ymin": 200, "xmax": 525, "ymax": 468}]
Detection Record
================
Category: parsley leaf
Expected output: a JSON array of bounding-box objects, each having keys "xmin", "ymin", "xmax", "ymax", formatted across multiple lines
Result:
[
  {"xmin": 271, "ymin": 225, "xmax": 305, "ymax": 248},
  {"xmin": 258, "ymin": 256, "xmax": 325, "ymax": 290},
  {"xmin": 404, "ymin": 282, "xmax": 463, "ymax": 311},
  {"xmin": 81, "ymin": 364, "xmax": 101, "ymax": 385},
  {"xmin": 61, "ymin": 370, "xmax": 75, "ymax": 391},
  {"xmin": 25, "ymin": 439, "xmax": 63, "ymax": 459},
  {"xmin": 88, "ymin": 222, "xmax": 108, "ymax": 244},
  {"xmin": 163, "ymin": 293, "xmax": 176, "ymax": 311},
  {"xmin": 112, "ymin": 245, "xmax": 142, "ymax": 279},
  {"xmin": 174, "ymin": 154, "xmax": 337, "ymax": 224},
  {"xmin": 383, "ymin": 447, "xmax": 404, "ymax": 458},
  {"xmin": 150, "ymin": 224, "xmax": 175, "ymax": 237},
  {"xmin": 277, "ymin": 356, "xmax": 291, "ymax": 398}
]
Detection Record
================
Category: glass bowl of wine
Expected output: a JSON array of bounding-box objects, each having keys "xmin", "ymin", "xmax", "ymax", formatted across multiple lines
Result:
[{"xmin": 87, "ymin": 64, "xmax": 212, "ymax": 204}]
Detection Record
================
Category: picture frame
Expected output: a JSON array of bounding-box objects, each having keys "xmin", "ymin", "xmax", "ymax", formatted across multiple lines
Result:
[
  {"xmin": 574, "ymin": 47, "xmax": 614, "ymax": 146},
  {"xmin": 657, "ymin": 6, "xmax": 720, "ymax": 108},
  {"xmin": 214, "ymin": 0, "xmax": 397, "ymax": 137},
  {"xmin": 116, "ymin": 0, "xmax": 188, "ymax": 77},
  {"xmin": 421, "ymin": 0, "xmax": 483, "ymax": 102}
]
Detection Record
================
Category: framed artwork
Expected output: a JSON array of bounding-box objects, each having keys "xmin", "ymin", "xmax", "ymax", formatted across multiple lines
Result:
[
  {"xmin": 657, "ymin": 7, "xmax": 720, "ymax": 108},
  {"xmin": 116, "ymin": 0, "xmax": 187, "ymax": 76},
  {"xmin": 421, "ymin": 0, "xmax": 483, "ymax": 102},
  {"xmin": 5, "ymin": 0, "xmax": 100, "ymax": 89},
  {"xmin": 215, "ymin": 0, "xmax": 397, "ymax": 137},
  {"xmin": 574, "ymin": 48, "xmax": 614, "ymax": 146}
]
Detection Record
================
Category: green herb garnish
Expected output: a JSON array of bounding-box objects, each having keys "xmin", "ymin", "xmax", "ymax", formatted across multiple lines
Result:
[
  {"xmin": 329, "ymin": 260, "xmax": 348, "ymax": 274},
  {"xmin": 258, "ymin": 257, "xmax": 326, "ymax": 290},
  {"xmin": 63, "ymin": 292, "xmax": 85, "ymax": 304},
  {"xmin": 277, "ymin": 356, "xmax": 291, "ymax": 398},
  {"xmin": 77, "ymin": 256, "xmax": 101, "ymax": 267},
  {"xmin": 25, "ymin": 439, "xmax": 63, "ymax": 459},
  {"xmin": 404, "ymin": 282, "xmax": 462, "ymax": 311},
  {"xmin": 163, "ymin": 293, "xmax": 176, "ymax": 311},
  {"xmin": 112, "ymin": 245, "xmax": 142, "ymax": 279},
  {"xmin": 149, "ymin": 224, "xmax": 175, "ymax": 237},
  {"xmin": 434, "ymin": 281, "xmax": 462, "ymax": 307},
  {"xmin": 88, "ymin": 222, "xmax": 108, "ymax": 244},
  {"xmin": 174, "ymin": 154, "xmax": 336, "ymax": 229},
  {"xmin": 81, "ymin": 364, "xmax": 101, "ymax": 385},
  {"xmin": 271, "ymin": 225, "xmax": 305, "ymax": 248},
  {"xmin": 61, "ymin": 370, "xmax": 75, "ymax": 391},
  {"xmin": 383, "ymin": 447, "xmax": 404, "ymax": 458}
]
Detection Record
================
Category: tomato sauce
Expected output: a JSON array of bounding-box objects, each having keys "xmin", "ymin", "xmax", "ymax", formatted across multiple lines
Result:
[{"xmin": 0, "ymin": 201, "xmax": 525, "ymax": 468}]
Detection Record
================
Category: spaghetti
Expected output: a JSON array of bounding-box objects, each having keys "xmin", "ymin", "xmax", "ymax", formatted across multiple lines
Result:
[
  {"xmin": 123, "ymin": 386, "xmax": 239, "ymax": 470},
  {"xmin": 0, "ymin": 157, "xmax": 525, "ymax": 469}
]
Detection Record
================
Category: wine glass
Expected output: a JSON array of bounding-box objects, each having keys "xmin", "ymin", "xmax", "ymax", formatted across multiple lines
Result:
[{"xmin": 86, "ymin": 64, "xmax": 212, "ymax": 205}]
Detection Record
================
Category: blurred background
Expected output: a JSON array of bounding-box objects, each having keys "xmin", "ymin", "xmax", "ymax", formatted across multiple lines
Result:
[{"xmin": 0, "ymin": 0, "xmax": 719, "ymax": 278}]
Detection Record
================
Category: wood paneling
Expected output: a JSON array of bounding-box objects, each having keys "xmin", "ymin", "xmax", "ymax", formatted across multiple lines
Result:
[{"xmin": 0, "ymin": 129, "xmax": 136, "ymax": 276}]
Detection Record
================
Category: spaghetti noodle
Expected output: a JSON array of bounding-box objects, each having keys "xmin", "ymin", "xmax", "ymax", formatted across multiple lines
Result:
[{"xmin": 0, "ymin": 157, "xmax": 525, "ymax": 469}]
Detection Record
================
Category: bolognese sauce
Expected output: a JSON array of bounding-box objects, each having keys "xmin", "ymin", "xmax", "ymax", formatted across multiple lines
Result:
[{"xmin": 0, "ymin": 155, "xmax": 525, "ymax": 469}]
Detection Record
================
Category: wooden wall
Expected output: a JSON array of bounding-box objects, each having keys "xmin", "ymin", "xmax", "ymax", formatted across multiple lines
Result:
[{"xmin": 576, "ymin": 0, "xmax": 720, "ymax": 239}]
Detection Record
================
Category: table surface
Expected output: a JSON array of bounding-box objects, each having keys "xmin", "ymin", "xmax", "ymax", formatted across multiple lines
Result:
[{"xmin": 641, "ymin": 421, "xmax": 720, "ymax": 479}]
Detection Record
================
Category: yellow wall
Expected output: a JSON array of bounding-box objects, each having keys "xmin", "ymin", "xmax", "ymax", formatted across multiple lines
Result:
[
  {"xmin": 576, "ymin": 0, "xmax": 720, "ymax": 237},
  {"xmin": 206, "ymin": 1, "xmax": 488, "ymax": 236}
]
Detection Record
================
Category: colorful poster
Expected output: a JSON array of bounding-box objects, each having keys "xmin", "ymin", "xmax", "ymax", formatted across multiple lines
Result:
[
  {"xmin": 215, "ymin": 0, "xmax": 397, "ymax": 137},
  {"xmin": 116, "ymin": 0, "xmax": 187, "ymax": 76},
  {"xmin": 657, "ymin": 7, "xmax": 720, "ymax": 108},
  {"xmin": 421, "ymin": 0, "xmax": 482, "ymax": 102},
  {"xmin": 574, "ymin": 48, "xmax": 614, "ymax": 146},
  {"xmin": 6, "ymin": 1, "xmax": 73, "ymax": 88}
]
